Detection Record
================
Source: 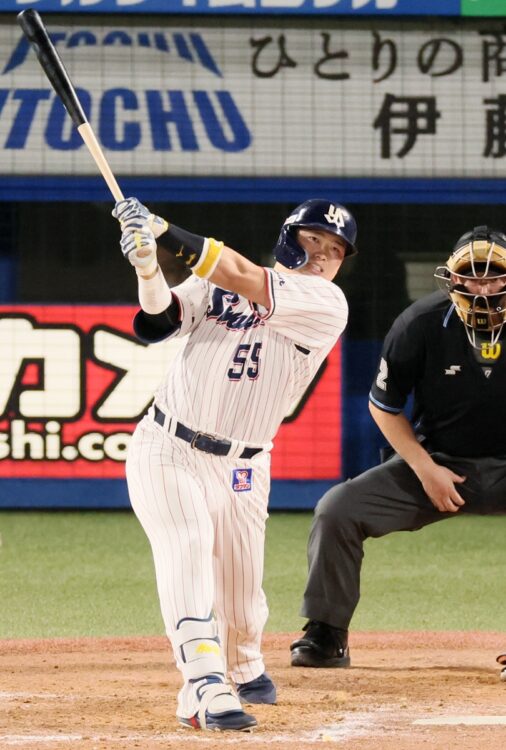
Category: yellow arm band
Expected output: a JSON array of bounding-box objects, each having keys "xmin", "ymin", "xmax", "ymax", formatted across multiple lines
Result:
[
  {"xmin": 192, "ymin": 238, "xmax": 225, "ymax": 279},
  {"xmin": 162, "ymin": 224, "xmax": 223, "ymax": 278}
]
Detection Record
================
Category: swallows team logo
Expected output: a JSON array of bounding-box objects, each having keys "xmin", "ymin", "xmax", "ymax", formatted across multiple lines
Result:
[
  {"xmin": 207, "ymin": 289, "xmax": 263, "ymax": 331},
  {"xmin": 232, "ymin": 468, "xmax": 252, "ymax": 492},
  {"xmin": 324, "ymin": 204, "xmax": 347, "ymax": 229}
]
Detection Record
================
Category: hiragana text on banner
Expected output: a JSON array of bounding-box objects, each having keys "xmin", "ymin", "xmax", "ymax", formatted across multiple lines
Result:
[{"xmin": 2, "ymin": 18, "xmax": 506, "ymax": 178}]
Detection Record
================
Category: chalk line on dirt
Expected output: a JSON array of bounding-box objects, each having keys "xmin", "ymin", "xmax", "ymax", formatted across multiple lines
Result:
[
  {"xmin": 307, "ymin": 707, "xmax": 407, "ymax": 743},
  {"xmin": 414, "ymin": 715, "xmax": 506, "ymax": 726},
  {"xmin": 0, "ymin": 707, "xmax": 403, "ymax": 746}
]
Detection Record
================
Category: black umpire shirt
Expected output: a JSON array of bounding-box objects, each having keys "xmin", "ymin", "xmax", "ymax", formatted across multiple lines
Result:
[{"xmin": 369, "ymin": 290, "xmax": 506, "ymax": 458}]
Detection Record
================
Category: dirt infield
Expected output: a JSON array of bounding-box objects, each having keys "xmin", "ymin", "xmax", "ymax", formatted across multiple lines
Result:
[{"xmin": 0, "ymin": 632, "xmax": 505, "ymax": 749}]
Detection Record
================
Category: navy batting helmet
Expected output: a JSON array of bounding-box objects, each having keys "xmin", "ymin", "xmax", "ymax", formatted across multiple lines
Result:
[{"xmin": 273, "ymin": 199, "xmax": 358, "ymax": 270}]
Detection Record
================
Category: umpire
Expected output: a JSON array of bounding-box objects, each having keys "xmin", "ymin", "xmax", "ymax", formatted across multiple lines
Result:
[{"xmin": 291, "ymin": 225, "xmax": 506, "ymax": 668}]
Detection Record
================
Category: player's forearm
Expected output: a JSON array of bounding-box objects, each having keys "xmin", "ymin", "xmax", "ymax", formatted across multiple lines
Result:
[
  {"xmin": 368, "ymin": 402, "xmax": 435, "ymax": 474},
  {"xmin": 137, "ymin": 264, "xmax": 172, "ymax": 314},
  {"xmin": 160, "ymin": 224, "xmax": 269, "ymax": 306}
]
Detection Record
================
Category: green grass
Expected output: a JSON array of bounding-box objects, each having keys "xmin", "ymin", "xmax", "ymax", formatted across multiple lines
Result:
[
  {"xmin": 0, "ymin": 511, "xmax": 163, "ymax": 638},
  {"xmin": 0, "ymin": 511, "xmax": 505, "ymax": 638},
  {"xmin": 266, "ymin": 512, "xmax": 506, "ymax": 632}
]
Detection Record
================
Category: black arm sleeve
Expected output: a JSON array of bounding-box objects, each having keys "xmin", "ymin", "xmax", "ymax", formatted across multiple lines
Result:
[
  {"xmin": 133, "ymin": 298, "xmax": 181, "ymax": 343},
  {"xmin": 162, "ymin": 224, "xmax": 206, "ymax": 268}
]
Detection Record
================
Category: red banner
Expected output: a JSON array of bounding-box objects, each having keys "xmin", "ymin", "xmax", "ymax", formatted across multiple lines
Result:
[{"xmin": 0, "ymin": 305, "xmax": 342, "ymax": 481}]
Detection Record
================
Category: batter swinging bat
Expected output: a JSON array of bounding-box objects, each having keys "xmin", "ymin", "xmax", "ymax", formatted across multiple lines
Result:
[{"xmin": 17, "ymin": 8, "xmax": 124, "ymax": 202}]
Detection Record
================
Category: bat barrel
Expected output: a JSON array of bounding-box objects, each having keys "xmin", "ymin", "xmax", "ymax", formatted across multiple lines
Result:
[
  {"xmin": 17, "ymin": 8, "xmax": 123, "ymax": 202},
  {"xmin": 17, "ymin": 9, "xmax": 87, "ymax": 127}
]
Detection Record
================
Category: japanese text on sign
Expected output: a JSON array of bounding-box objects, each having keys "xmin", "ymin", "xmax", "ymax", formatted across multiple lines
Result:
[{"xmin": 2, "ymin": 18, "xmax": 506, "ymax": 177}]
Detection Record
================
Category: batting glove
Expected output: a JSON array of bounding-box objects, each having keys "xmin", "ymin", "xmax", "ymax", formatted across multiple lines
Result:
[
  {"xmin": 120, "ymin": 225, "xmax": 158, "ymax": 276},
  {"xmin": 113, "ymin": 197, "xmax": 168, "ymax": 239}
]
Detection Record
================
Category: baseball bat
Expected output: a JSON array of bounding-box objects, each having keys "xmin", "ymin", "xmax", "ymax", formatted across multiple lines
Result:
[{"xmin": 17, "ymin": 8, "xmax": 124, "ymax": 202}]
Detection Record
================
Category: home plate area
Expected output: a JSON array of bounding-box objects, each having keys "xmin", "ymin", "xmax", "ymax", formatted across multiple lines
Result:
[{"xmin": 0, "ymin": 632, "xmax": 505, "ymax": 750}]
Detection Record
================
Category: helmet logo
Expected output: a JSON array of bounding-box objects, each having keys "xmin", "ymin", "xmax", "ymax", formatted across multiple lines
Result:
[
  {"xmin": 480, "ymin": 342, "xmax": 501, "ymax": 359},
  {"xmin": 324, "ymin": 204, "xmax": 346, "ymax": 229}
]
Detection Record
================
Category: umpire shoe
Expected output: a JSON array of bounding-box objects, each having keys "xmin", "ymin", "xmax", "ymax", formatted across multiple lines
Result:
[
  {"xmin": 236, "ymin": 672, "xmax": 277, "ymax": 704},
  {"xmin": 290, "ymin": 620, "xmax": 350, "ymax": 668}
]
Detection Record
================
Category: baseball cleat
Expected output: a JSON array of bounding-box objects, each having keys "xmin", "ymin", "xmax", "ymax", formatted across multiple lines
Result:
[
  {"xmin": 178, "ymin": 708, "xmax": 257, "ymax": 731},
  {"xmin": 236, "ymin": 672, "xmax": 277, "ymax": 704},
  {"xmin": 290, "ymin": 620, "xmax": 351, "ymax": 668},
  {"xmin": 177, "ymin": 676, "xmax": 257, "ymax": 731}
]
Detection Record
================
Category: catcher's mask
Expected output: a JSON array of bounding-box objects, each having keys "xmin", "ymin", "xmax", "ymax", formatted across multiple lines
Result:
[
  {"xmin": 434, "ymin": 225, "xmax": 506, "ymax": 348},
  {"xmin": 273, "ymin": 199, "xmax": 358, "ymax": 270}
]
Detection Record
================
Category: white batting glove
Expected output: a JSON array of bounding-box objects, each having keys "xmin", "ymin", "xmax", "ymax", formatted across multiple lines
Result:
[
  {"xmin": 112, "ymin": 197, "xmax": 168, "ymax": 239},
  {"xmin": 120, "ymin": 225, "xmax": 158, "ymax": 276}
]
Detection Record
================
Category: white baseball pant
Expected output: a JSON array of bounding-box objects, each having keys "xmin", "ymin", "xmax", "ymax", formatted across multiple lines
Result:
[{"xmin": 126, "ymin": 413, "xmax": 271, "ymax": 687}]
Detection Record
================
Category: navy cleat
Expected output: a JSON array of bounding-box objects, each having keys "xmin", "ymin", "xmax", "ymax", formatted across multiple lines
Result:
[
  {"xmin": 236, "ymin": 672, "xmax": 277, "ymax": 705},
  {"xmin": 178, "ymin": 709, "xmax": 257, "ymax": 731},
  {"xmin": 178, "ymin": 677, "xmax": 257, "ymax": 731}
]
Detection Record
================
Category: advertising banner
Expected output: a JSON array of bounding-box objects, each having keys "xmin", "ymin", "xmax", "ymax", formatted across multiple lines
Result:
[
  {"xmin": 0, "ymin": 1, "xmax": 461, "ymax": 17},
  {"xmin": 0, "ymin": 305, "xmax": 342, "ymax": 506},
  {"xmin": 1, "ymin": 17, "xmax": 506, "ymax": 181}
]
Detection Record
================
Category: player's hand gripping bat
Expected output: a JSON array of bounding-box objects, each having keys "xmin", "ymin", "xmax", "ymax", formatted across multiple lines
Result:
[{"xmin": 17, "ymin": 8, "xmax": 124, "ymax": 202}]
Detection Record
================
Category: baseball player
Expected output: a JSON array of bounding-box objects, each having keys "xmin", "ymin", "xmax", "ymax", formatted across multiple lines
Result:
[
  {"xmin": 112, "ymin": 197, "xmax": 357, "ymax": 730},
  {"xmin": 290, "ymin": 226, "xmax": 506, "ymax": 674}
]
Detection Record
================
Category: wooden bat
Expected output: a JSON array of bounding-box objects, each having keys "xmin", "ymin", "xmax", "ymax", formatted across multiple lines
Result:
[{"xmin": 17, "ymin": 8, "xmax": 124, "ymax": 202}]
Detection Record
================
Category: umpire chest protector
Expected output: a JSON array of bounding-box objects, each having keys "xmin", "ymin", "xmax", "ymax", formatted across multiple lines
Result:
[{"xmin": 370, "ymin": 291, "xmax": 506, "ymax": 458}]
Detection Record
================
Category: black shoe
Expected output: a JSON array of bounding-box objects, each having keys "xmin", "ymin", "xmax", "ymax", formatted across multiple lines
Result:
[{"xmin": 290, "ymin": 620, "xmax": 350, "ymax": 668}]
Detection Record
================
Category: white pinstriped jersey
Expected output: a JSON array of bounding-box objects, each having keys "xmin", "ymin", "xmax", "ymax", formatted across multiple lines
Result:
[{"xmin": 153, "ymin": 268, "xmax": 348, "ymax": 446}]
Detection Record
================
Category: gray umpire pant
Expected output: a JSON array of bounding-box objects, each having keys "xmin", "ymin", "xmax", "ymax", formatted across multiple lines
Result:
[{"xmin": 300, "ymin": 451, "xmax": 506, "ymax": 630}]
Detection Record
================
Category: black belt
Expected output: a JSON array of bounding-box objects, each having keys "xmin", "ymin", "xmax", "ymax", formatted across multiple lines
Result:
[{"xmin": 154, "ymin": 406, "xmax": 262, "ymax": 459}]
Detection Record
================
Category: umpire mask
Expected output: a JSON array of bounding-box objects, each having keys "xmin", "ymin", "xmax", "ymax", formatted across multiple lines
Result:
[{"xmin": 434, "ymin": 225, "xmax": 506, "ymax": 349}]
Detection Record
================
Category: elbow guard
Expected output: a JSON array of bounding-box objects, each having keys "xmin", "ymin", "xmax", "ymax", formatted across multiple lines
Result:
[
  {"xmin": 133, "ymin": 299, "xmax": 181, "ymax": 342},
  {"xmin": 163, "ymin": 224, "xmax": 224, "ymax": 279}
]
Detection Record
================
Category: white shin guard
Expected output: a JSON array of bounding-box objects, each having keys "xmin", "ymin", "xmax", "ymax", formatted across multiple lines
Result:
[
  {"xmin": 173, "ymin": 617, "xmax": 242, "ymax": 720},
  {"xmin": 172, "ymin": 616, "xmax": 225, "ymax": 681}
]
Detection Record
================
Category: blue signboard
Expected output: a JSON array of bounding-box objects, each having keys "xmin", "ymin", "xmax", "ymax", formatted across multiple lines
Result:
[{"xmin": 0, "ymin": 0, "xmax": 462, "ymax": 17}]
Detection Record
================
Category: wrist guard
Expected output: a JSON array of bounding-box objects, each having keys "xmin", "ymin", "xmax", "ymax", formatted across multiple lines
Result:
[{"xmin": 164, "ymin": 224, "xmax": 224, "ymax": 279}]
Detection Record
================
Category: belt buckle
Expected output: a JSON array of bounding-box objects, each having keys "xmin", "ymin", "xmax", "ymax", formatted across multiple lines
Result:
[{"xmin": 191, "ymin": 431, "xmax": 213, "ymax": 452}]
